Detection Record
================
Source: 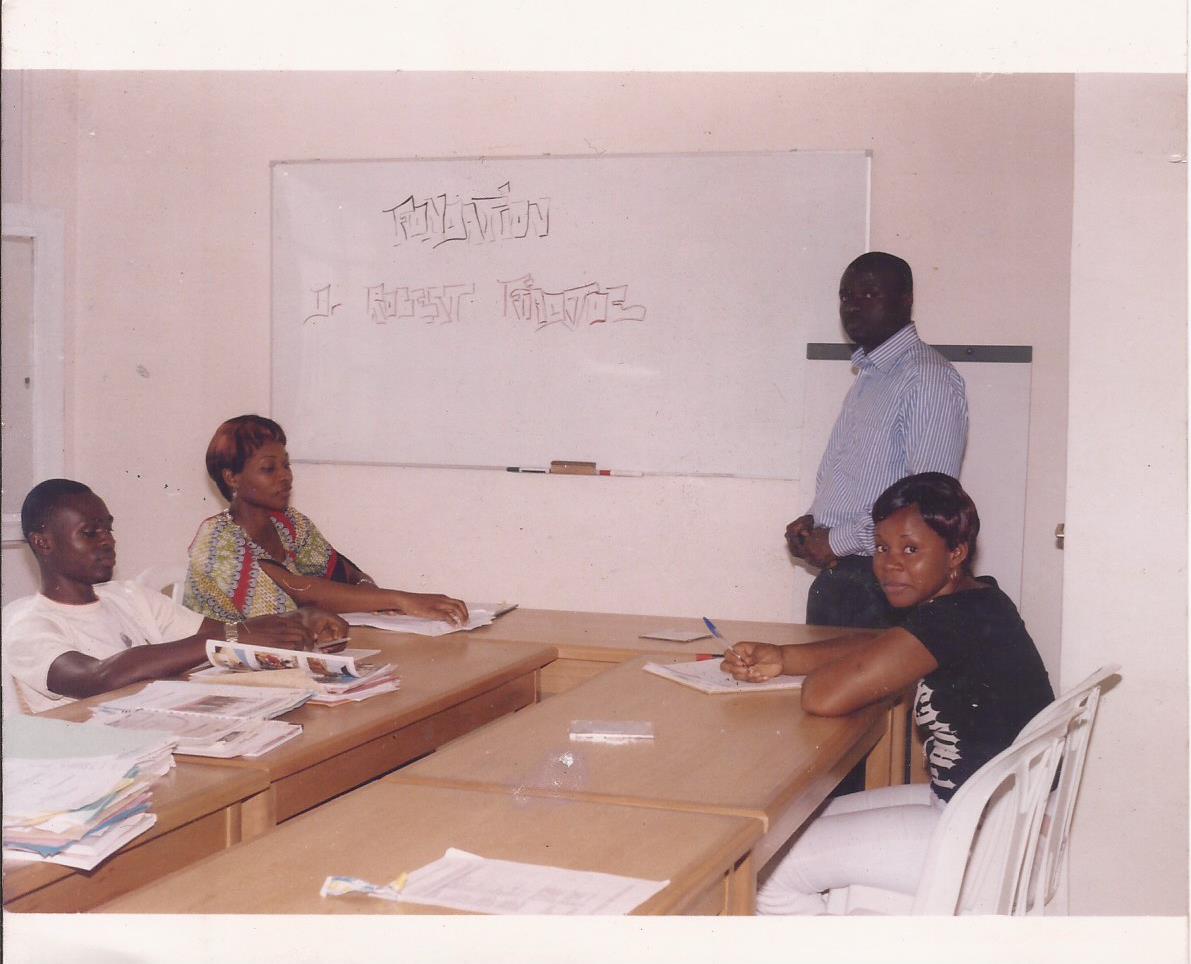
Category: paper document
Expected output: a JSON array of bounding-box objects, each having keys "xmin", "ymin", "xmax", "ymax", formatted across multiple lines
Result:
[
  {"xmin": 343, "ymin": 602, "xmax": 517, "ymax": 637},
  {"xmin": 638, "ymin": 627, "xmax": 713, "ymax": 643},
  {"xmin": 323, "ymin": 848, "xmax": 668, "ymax": 914},
  {"xmin": 643, "ymin": 659, "xmax": 804, "ymax": 694}
]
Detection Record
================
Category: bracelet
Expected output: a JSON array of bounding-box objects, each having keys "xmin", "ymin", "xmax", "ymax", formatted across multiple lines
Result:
[
  {"xmin": 357, "ymin": 577, "xmax": 376, "ymax": 587},
  {"xmin": 225, "ymin": 621, "xmax": 242, "ymax": 644}
]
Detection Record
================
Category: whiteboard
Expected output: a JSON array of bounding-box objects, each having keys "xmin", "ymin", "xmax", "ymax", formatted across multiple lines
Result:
[
  {"xmin": 271, "ymin": 152, "xmax": 870, "ymax": 478},
  {"xmin": 800, "ymin": 346, "xmax": 1033, "ymax": 605}
]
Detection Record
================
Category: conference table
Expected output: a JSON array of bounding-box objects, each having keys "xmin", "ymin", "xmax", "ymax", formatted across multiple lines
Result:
[
  {"xmin": 7, "ymin": 608, "xmax": 894, "ymax": 915},
  {"xmin": 393, "ymin": 653, "xmax": 888, "ymax": 871},
  {"xmin": 467, "ymin": 608, "xmax": 916, "ymax": 788},
  {"xmin": 99, "ymin": 782, "xmax": 763, "ymax": 915},
  {"xmin": 5, "ymin": 633, "xmax": 554, "ymax": 911}
]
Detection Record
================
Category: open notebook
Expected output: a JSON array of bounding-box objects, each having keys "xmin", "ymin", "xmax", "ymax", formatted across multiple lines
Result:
[{"xmin": 643, "ymin": 658, "xmax": 804, "ymax": 694}]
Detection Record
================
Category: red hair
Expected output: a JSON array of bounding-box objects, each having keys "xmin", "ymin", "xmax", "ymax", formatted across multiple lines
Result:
[{"xmin": 205, "ymin": 415, "xmax": 287, "ymax": 501}]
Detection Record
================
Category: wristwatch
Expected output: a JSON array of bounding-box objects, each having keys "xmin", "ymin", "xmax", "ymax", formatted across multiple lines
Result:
[{"xmin": 225, "ymin": 621, "xmax": 242, "ymax": 644}]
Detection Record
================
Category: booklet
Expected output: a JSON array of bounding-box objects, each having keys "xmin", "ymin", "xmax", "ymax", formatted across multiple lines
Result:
[{"xmin": 642, "ymin": 658, "xmax": 804, "ymax": 694}]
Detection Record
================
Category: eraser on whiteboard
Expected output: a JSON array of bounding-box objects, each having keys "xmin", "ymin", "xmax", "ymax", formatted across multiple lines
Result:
[
  {"xmin": 569, "ymin": 719, "xmax": 655, "ymax": 744},
  {"xmin": 550, "ymin": 460, "xmax": 598, "ymax": 476}
]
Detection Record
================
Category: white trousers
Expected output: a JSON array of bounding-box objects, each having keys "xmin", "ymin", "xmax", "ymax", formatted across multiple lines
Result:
[{"xmin": 756, "ymin": 783, "xmax": 945, "ymax": 915}]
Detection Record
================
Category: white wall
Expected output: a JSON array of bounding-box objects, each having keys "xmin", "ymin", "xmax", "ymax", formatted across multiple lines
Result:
[
  {"xmin": 0, "ymin": 71, "xmax": 1073, "ymax": 680},
  {"xmin": 1063, "ymin": 73, "xmax": 1187, "ymax": 915}
]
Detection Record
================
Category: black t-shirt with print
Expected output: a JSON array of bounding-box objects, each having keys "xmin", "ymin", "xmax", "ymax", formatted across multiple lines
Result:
[{"xmin": 902, "ymin": 577, "xmax": 1054, "ymax": 801}]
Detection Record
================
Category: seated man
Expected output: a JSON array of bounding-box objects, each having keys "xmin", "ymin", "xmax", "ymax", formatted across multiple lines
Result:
[{"xmin": 4, "ymin": 478, "xmax": 348, "ymax": 714}]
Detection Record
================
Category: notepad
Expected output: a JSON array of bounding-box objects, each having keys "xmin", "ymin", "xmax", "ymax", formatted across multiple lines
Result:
[{"xmin": 643, "ymin": 658, "xmax": 804, "ymax": 694}]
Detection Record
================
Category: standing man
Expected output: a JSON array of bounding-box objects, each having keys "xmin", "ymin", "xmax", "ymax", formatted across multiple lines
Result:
[{"xmin": 788, "ymin": 252, "xmax": 968, "ymax": 629}]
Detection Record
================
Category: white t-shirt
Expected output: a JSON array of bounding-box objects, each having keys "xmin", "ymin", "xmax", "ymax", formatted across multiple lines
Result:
[{"xmin": 2, "ymin": 581, "xmax": 205, "ymax": 714}]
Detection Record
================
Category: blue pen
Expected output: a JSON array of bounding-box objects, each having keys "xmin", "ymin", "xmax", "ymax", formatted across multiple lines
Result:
[{"xmin": 702, "ymin": 617, "xmax": 734, "ymax": 659}]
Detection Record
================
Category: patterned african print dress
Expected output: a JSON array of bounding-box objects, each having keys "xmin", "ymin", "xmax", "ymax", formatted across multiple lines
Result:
[{"xmin": 184, "ymin": 508, "xmax": 349, "ymax": 620}]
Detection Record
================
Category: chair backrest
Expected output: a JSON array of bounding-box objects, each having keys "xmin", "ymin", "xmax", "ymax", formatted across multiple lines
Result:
[
  {"xmin": 911, "ymin": 717, "xmax": 1068, "ymax": 914},
  {"xmin": 134, "ymin": 565, "xmax": 188, "ymax": 606},
  {"xmin": 1018, "ymin": 663, "xmax": 1120, "ymax": 912}
]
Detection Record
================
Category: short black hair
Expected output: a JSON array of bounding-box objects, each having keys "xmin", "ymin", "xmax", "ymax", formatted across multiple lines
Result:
[
  {"xmin": 872, "ymin": 472, "xmax": 980, "ymax": 564},
  {"xmin": 846, "ymin": 251, "xmax": 913, "ymax": 296},
  {"xmin": 21, "ymin": 479, "xmax": 94, "ymax": 540}
]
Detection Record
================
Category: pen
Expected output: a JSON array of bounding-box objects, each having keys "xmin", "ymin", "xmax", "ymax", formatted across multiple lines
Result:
[{"xmin": 506, "ymin": 466, "xmax": 549, "ymax": 473}]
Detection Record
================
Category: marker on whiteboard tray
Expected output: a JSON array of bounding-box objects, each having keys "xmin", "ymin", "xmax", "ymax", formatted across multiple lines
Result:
[
  {"xmin": 598, "ymin": 469, "xmax": 644, "ymax": 477},
  {"xmin": 506, "ymin": 466, "xmax": 549, "ymax": 473}
]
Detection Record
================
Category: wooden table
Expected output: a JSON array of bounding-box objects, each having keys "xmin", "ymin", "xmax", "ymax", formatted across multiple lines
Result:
[
  {"xmin": 471, "ymin": 608, "xmax": 868, "ymax": 696},
  {"xmin": 3, "ymin": 763, "xmax": 269, "ymax": 912},
  {"xmin": 469, "ymin": 608, "xmax": 915, "ymax": 788},
  {"xmin": 35, "ymin": 633, "xmax": 555, "ymax": 824},
  {"xmin": 97, "ymin": 781, "xmax": 763, "ymax": 915},
  {"xmin": 393, "ymin": 654, "xmax": 886, "ymax": 870}
]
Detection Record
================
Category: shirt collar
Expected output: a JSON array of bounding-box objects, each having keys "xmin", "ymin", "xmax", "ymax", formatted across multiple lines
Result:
[{"xmin": 851, "ymin": 323, "xmax": 921, "ymax": 372}]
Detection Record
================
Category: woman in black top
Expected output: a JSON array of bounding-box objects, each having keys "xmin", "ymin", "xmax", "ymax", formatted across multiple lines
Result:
[{"xmin": 723, "ymin": 472, "xmax": 1054, "ymax": 913}]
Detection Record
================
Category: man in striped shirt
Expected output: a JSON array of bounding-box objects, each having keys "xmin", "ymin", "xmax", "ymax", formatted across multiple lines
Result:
[{"xmin": 787, "ymin": 252, "xmax": 968, "ymax": 629}]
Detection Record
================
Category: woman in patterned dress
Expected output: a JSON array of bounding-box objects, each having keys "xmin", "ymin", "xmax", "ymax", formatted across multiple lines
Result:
[{"xmin": 184, "ymin": 414, "xmax": 467, "ymax": 625}]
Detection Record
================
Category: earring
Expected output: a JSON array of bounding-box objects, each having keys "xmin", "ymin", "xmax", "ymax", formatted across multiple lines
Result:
[{"xmin": 948, "ymin": 569, "xmax": 959, "ymax": 581}]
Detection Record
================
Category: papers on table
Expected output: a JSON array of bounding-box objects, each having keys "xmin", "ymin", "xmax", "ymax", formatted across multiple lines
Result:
[
  {"xmin": 97, "ymin": 679, "xmax": 310, "ymax": 719},
  {"xmin": 3, "ymin": 716, "xmax": 174, "ymax": 870},
  {"xmin": 343, "ymin": 602, "xmax": 517, "ymax": 637},
  {"xmin": 638, "ymin": 627, "xmax": 713, "ymax": 643},
  {"xmin": 88, "ymin": 680, "xmax": 311, "ymax": 757},
  {"xmin": 321, "ymin": 847, "xmax": 669, "ymax": 914},
  {"xmin": 643, "ymin": 658, "xmax": 805, "ymax": 694}
]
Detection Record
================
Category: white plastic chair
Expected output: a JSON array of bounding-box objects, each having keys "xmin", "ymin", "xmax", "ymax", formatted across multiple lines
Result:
[
  {"xmin": 134, "ymin": 565, "xmax": 188, "ymax": 606},
  {"xmin": 825, "ymin": 716, "xmax": 1068, "ymax": 915},
  {"xmin": 1018, "ymin": 663, "xmax": 1120, "ymax": 914}
]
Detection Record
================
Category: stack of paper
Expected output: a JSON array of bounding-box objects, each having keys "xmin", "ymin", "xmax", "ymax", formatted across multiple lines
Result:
[
  {"xmin": 190, "ymin": 641, "xmax": 401, "ymax": 705},
  {"xmin": 342, "ymin": 602, "xmax": 517, "ymax": 637},
  {"xmin": 88, "ymin": 680, "xmax": 311, "ymax": 758},
  {"xmin": 3, "ymin": 716, "xmax": 175, "ymax": 870}
]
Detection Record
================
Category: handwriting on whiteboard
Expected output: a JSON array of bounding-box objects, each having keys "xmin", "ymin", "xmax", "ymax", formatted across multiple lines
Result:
[
  {"xmin": 367, "ymin": 282, "xmax": 476, "ymax": 325},
  {"xmin": 382, "ymin": 182, "xmax": 550, "ymax": 249},
  {"xmin": 301, "ymin": 275, "xmax": 645, "ymax": 329},
  {"xmin": 500, "ymin": 274, "xmax": 647, "ymax": 328}
]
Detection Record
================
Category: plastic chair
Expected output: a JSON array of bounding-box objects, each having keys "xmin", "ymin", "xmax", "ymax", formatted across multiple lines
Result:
[
  {"xmin": 134, "ymin": 565, "xmax": 188, "ymax": 606},
  {"xmin": 1018, "ymin": 663, "xmax": 1120, "ymax": 914},
  {"xmin": 824, "ymin": 716, "xmax": 1068, "ymax": 915}
]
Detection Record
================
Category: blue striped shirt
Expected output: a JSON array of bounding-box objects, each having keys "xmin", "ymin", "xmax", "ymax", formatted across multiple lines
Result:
[{"xmin": 810, "ymin": 324, "xmax": 968, "ymax": 557}]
